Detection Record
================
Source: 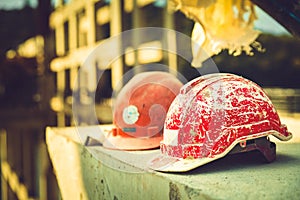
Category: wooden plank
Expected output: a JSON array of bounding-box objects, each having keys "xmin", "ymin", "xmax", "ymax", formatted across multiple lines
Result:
[{"xmin": 0, "ymin": 129, "xmax": 8, "ymax": 200}]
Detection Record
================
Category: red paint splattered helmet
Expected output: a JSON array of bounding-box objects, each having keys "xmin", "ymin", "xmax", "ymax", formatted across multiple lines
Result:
[
  {"xmin": 149, "ymin": 73, "xmax": 292, "ymax": 172},
  {"xmin": 103, "ymin": 71, "xmax": 183, "ymax": 150}
]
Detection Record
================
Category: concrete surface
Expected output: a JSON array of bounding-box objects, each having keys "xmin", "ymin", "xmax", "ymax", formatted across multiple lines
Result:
[{"xmin": 46, "ymin": 117, "xmax": 300, "ymax": 200}]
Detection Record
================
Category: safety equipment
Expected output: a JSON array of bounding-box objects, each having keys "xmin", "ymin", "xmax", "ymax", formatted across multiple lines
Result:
[
  {"xmin": 103, "ymin": 71, "xmax": 183, "ymax": 150},
  {"xmin": 149, "ymin": 73, "xmax": 292, "ymax": 172}
]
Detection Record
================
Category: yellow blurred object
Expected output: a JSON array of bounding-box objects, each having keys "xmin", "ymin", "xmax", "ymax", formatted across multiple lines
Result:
[
  {"xmin": 17, "ymin": 35, "xmax": 44, "ymax": 58},
  {"xmin": 170, "ymin": 0, "xmax": 263, "ymax": 66}
]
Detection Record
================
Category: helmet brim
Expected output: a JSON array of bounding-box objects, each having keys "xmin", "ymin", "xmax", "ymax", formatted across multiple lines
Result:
[
  {"xmin": 103, "ymin": 127, "xmax": 163, "ymax": 150},
  {"xmin": 148, "ymin": 153, "xmax": 220, "ymax": 172},
  {"xmin": 148, "ymin": 130, "xmax": 292, "ymax": 172}
]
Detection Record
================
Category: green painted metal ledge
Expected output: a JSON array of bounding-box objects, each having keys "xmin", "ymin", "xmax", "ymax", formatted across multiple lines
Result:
[{"xmin": 46, "ymin": 117, "xmax": 300, "ymax": 200}]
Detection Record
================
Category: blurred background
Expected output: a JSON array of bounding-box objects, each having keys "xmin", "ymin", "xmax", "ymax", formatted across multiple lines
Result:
[{"xmin": 0, "ymin": 0, "xmax": 299, "ymax": 199}]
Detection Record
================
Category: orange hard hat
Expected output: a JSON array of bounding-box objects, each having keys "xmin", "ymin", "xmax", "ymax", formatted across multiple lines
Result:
[{"xmin": 103, "ymin": 71, "xmax": 183, "ymax": 150}]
